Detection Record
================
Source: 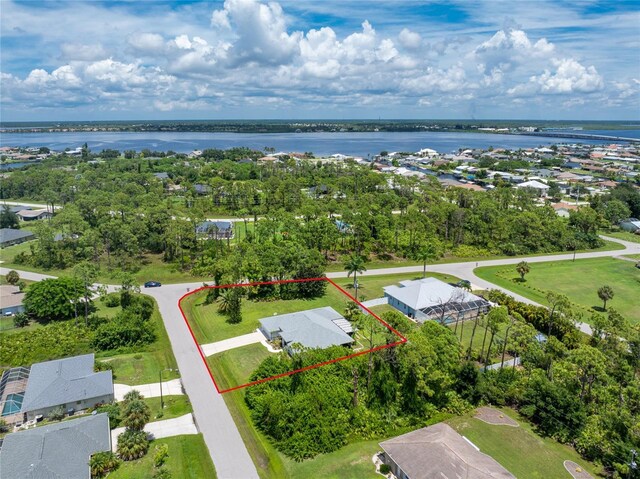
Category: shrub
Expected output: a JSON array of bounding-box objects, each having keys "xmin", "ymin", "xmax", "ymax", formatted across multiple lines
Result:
[
  {"xmin": 96, "ymin": 403, "xmax": 121, "ymax": 429},
  {"xmin": 121, "ymin": 398, "xmax": 150, "ymax": 432},
  {"xmin": 49, "ymin": 406, "xmax": 65, "ymax": 421},
  {"xmin": 103, "ymin": 293, "xmax": 120, "ymax": 308},
  {"xmin": 0, "ymin": 418, "xmax": 9, "ymax": 433},
  {"xmin": 90, "ymin": 311, "xmax": 155, "ymax": 351},
  {"xmin": 153, "ymin": 466, "xmax": 172, "ymax": 479},
  {"xmin": 13, "ymin": 312, "xmax": 29, "ymax": 328},
  {"xmin": 379, "ymin": 464, "xmax": 391, "ymax": 474},
  {"xmin": 154, "ymin": 443, "xmax": 169, "ymax": 467},
  {"xmin": 117, "ymin": 430, "xmax": 149, "ymax": 461},
  {"xmin": 5, "ymin": 270, "xmax": 20, "ymax": 285},
  {"xmin": 90, "ymin": 451, "xmax": 120, "ymax": 478}
]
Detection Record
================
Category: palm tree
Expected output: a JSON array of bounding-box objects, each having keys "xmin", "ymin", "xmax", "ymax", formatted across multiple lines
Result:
[
  {"xmin": 90, "ymin": 451, "xmax": 120, "ymax": 478},
  {"xmin": 516, "ymin": 261, "xmax": 530, "ymax": 281},
  {"xmin": 343, "ymin": 301, "xmax": 361, "ymax": 321},
  {"xmin": 414, "ymin": 245, "xmax": 438, "ymax": 278},
  {"xmin": 121, "ymin": 399, "xmax": 150, "ymax": 432},
  {"xmin": 117, "ymin": 430, "xmax": 149, "ymax": 461},
  {"xmin": 597, "ymin": 285, "xmax": 614, "ymax": 310},
  {"xmin": 217, "ymin": 289, "xmax": 233, "ymax": 314},
  {"xmin": 122, "ymin": 389, "xmax": 144, "ymax": 405},
  {"xmin": 345, "ymin": 254, "xmax": 366, "ymax": 300}
]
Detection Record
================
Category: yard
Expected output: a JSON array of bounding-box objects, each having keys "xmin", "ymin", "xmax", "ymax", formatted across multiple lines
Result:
[
  {"xmin": 206, "ymin": 343, "xmax": 275, "ymax": 391},
  {"xmin": 447, "ymin": 407, "xmax": 602, "ymax": 478},
  {"xmin": 475, "ymin": 257, "xmax": 640, "ymax": 324},
  {"xmin": 109, "ymin": 434, "xmax": 217, "ymax": 479},
  {"xmin": 144, "ymin": 395, "xmax": 192, "ymax": 422},
  {"xmin": 181, "ymin": 283, "xmax": 350, "ymax": 345},
  {"xmin": 602, "ymin": 230, "xmax": 640, "ymax": 244}
]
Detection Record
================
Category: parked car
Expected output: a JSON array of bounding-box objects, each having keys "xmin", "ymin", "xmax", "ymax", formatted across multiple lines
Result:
[{"xmin": 144, "ymin": 281, "xmax": 162, "ymax": 288}]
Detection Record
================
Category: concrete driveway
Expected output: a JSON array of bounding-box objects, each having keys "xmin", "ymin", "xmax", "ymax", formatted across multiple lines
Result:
[
  {"xmin": 113, "ymin": 379, "xmax": 183, "ymax": 402},
  {"xmin": 111, "ymin": 413, "xmax": 197, "ymax": 451},
  {"xmin": 201, "ymin": 331, "xmax": 265, "ymax": 356}
]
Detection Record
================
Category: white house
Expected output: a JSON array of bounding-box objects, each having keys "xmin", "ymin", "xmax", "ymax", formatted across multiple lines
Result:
[{"xmin": 515, "ymin": 180, "xmax": 550, "ymax": 197}]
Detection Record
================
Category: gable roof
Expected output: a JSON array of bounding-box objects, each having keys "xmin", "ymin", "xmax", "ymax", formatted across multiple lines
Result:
[
  {"xmin": 516, "ymin": 180, "xmax": 549, "ymax": 189},
  {"xmin": 384, "ymin": 277, "xmax": 483, "ymax": 311},
  {"xmin": 0, "ymin": 228, "xmax": 35, "ymax": 244},
  {"xmin": 196, "ymin": 220, "xmax": 233, "ymax": 233},
  {"xmin": 380, "ymin": 423, "xmax": 515, "ymax": 479},
  {"xmin": 21, "ymin": 354, "xmax": 113, "ymax": 413},
  {"xmin": 260, "ymin": 306, "xmax": 354, "ymax": 350},
  {"xmin": 0, "ymin": 413, "xmax": 111, "ymax": 479}
]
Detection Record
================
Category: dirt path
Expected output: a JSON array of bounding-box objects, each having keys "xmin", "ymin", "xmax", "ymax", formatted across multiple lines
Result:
[{"xmin": 474, "ymin": 407, "xmax": 519, "ymax": 427}]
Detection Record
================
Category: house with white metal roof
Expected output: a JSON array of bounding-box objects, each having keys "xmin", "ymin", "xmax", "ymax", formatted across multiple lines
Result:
[
  {"xmin": 259, "ymin": 306, "xmax": 354, "ymax": 354},
  {"xmin": 384, "ymin": 277, "xmax": 489, "ymax": 324}
]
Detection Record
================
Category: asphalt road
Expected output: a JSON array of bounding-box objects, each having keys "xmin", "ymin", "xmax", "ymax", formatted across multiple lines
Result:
[{"xmin": 2, "ymin": 234, "xmax": 638, "ymax": 475}]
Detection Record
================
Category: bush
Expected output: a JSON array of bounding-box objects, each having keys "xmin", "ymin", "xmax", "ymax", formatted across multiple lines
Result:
[
  {"xmin": 153, "ymin": 466, "xmax": 172, "ymax": 479},
  {"xmin": 13, "ymin": 312, "xmax": 29, "ymax": 328},
  {"xmin": 90, "ymin": 451, "xmax": 120, "ymax": 478},
  {"xmin": 103, "ymin": 293, "xmax": 120, "ymax": 308},
  {"xmin": 0, "ymin": 321, "xmax": 92, "ymax": 366},
  {"xmin": 154, "ymin": 443, "xmax": 169, "ymax": 467},
  {"xmin": 96, "ymin": 403, "xmax": 121, "ymax": 429},
  {"xmin": 379, "ymin": 464, "xmax": 391, "ymax": 474},
  {"xmin": 117, "ymin": 429, "xmax": 149, "ymax": 461},
  {"xmin": 90, "ymin": 311, "xmax": 155, "ymax": 352},
  {"xmin": 49, "ymin": 406, "xmax": 65, "ymax": 421},
  {"xmin": 5, "ymin": 270, "xmax": 20, "ymax": 285},
  {"xmin": 0, "ymin": 418, "xmax": 8, "ymax": 433}
]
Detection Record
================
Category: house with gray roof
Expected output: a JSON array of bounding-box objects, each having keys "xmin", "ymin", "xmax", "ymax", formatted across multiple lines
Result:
[
  {"xmin": 379, "ymin": 423, "xmax": 515, "ymax": 479},
  {"xmin": 196, "ymin": 220, "xmax": 234, "ymax": 240},
  {"xmin": 259, "ymin": 306, "xmax": 354, "ymax": 354},
  {"xmin": 384, "ymin": 277, "xmax": 489, "ymax": 324},
  {"xmin": 21, "ymin": 353, "xmax": 113, "ymax": 421},
  {"xmin": 0, "ymin": 413, "xmax": 111, "ymax": 479},
  {"xmin": 0, "ymin": 228, "xmax": 35, "ymax": 247},
  {"xmin": 0, "ymin": 284, "xmax": 25, "ymax": 316}
]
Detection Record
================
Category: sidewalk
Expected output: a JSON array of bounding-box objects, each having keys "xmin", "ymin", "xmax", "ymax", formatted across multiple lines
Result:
[
  {"xmin": 113, "ymin": 379, "xmax": 183, "ymax": 401},
  {"xmin": 111, "ymin": 413, "xmax": 197, "ymax": 451}
]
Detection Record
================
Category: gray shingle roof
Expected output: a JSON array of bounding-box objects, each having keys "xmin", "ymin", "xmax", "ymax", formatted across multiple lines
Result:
[
  {"xmin": 21, "ymin": 354, "xmax": 113, "ymax": 414},
  {"xmin": 0, "ymin": 413, "xmax": 111, "ymax": 479},
  {"xmin": 196, "ymin": 220, "xmax": 233, "ymax": 233},
  {"xmin": 380, "ymin": 423, "xmax": 515, "ymax": 479},
  {"xmin": 384, "ymin": 277, "xmax": 483, "ymax": 310},
  {"xmin": 0, "ymin": 228, "xmax": 35, "ymax": 245},
  {"xmin": 260, "ymin": 306, "xmax": 354, "ymax": 350}
]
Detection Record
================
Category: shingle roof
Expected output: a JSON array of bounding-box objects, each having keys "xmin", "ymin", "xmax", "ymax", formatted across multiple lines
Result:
[
  {"xmin": 0, "ymin": 413, "xmax": 111, "ymax": 479},
  {"xmin": 380, "ymin": 423, "xmax": 515, "ymax": 479},
  {"xmin": 0, "ymin": 284, "xmax": 25, "ymax": 309},
  {"xmin": 0, "ymin": 228, "xmax": 35, "ymax": 245},
  {"xmin": 384, "ymin": 277, "xmax": 483, "ymax": 311},
  {"xmin": 260, "ymin": 307, "xmax": 354, "ymax": 350},
  {"xmin": 21, "ymin": 354, "xmax": 113, "ymax": 413},
  {"xmin": 196, "ymin": 220, "xmax": 233, "ymax": 233}
]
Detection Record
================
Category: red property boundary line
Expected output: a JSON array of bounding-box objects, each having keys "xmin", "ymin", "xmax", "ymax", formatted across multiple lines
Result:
[{"xmin": 177, "ymin": 277, "xmax": 407, "ymax": 394}]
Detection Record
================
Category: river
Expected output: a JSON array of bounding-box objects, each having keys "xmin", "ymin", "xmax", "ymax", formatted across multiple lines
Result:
[{"xmin": 0, "ymin": 129, "xmax": 638, "ymax": 159}]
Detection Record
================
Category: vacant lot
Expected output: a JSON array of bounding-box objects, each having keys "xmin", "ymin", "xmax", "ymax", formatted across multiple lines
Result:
[
  {"xmin": 476, "ymin": 257, "xmax": 640, "ymax": 324},
  {"xmin": 447, "ymin": 408, "xmax": 601, "ymax": 478},
  {"xmin": 206, "ymin": 343, "xmax": 274, "ymax": 391}
]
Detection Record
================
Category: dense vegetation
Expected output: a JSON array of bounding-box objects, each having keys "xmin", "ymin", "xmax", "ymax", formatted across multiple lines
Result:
[{"xmin": 2, "ymin": 151, "xmax": 625, "ymax": 282}]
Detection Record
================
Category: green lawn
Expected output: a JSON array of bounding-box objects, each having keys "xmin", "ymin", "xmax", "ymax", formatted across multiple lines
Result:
[
  {"xmin": 450, "ymin": 320, "xmax": 509, "ymax": 364},
  {"xmin": 603, "ymin": 231, "xmax": 640, "ymax": 244},
  {"xmin": 144, "ymin": 395, "xmax": 192, "ymax": 422},
  {"xmin": 182, "ymin": 285, "xmax": 350, "ymax": 344},
  {"xmin": 447, "ymin": 408, "xmax": 602, "ymax": 478},
  {"xmin": 283, "ymin": 440, "xmax": 381, "ymax": 478},
  {"xmin": 109, "ymin": 434, "xmax": 216, "ymax": 479},
  {"xmin": 206, "ymin": 343, "xmax": 275, "ymax": 391},
  {"xmin": 97, "ymin": 303, "xmax": 179, "ymax": 384},
  {"xmin": 475, "ymin": 257, "xmax": 640, "ymax": 324}
]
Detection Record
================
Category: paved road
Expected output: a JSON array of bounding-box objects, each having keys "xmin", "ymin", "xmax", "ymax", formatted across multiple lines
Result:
[
  {"xmin": 144, "ymin": 284, "xmax": 259, "ymax": 479},
  {"xmin": 0, "ymin": 267, "xmax": 57, "ymax": 281}
]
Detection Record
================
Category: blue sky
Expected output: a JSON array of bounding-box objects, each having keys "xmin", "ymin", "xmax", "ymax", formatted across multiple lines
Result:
[{"xmin": 1, "ymin": 0, "xmax": 638, "ymax": 121}]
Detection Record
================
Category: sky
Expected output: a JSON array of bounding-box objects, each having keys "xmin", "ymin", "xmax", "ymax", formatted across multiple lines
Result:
[{"xmin": 1, "ymin": 0, "xmax": 639, "ymax": 121}]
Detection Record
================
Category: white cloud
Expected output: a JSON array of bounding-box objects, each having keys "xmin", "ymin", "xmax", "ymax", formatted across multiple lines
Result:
[
  {"xmin": 532, "ymin": 58, "xmax": 603, "ymax": 93},
  {"xmin": 128, "ymin": 33, "xmax": 166, "ymax": 54},
  {"xmin": 60, "ymin": 43, "xmax": 107, "ymax": 61},
  {"xmin": 398, "ymin": 28, "xmax": 422, "ymax": 49}
]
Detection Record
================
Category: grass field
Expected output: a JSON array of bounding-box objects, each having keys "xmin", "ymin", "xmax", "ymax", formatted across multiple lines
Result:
[
  {"xmin": 283, "ymin": 440, "xmax": 381, "ymax": 478},
  {"xmin": 109, "ymin": 434, "xmax": 216, "ymax": 479},
  {"xmin": 144, "ymin": 395, "xmax": 192, "ymax": 422},
  {"xmin": 603, "ymin": 231, "xmax": 640, "ymax": 244},
  {"xmin": 182, "ymin": 284, "xmax": 350, "ymax": 344},
  {"xmin": 476, "ymin": 257, "xmax": 640, "ymax": 324},
  {"xmin": 447, "ymin": 408, "xmax": 602, "ymax": 478},
  {"xmin": 206, "ymin": 343, "xmax": 275, "ymax": 390}
]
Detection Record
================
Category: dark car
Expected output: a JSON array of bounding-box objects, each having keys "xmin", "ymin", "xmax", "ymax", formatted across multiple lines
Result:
[{"xmin": 144, "ymin": 281, "xmax": 162, "ymax": 288}]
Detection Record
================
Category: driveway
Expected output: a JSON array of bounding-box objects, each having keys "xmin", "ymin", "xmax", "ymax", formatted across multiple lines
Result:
[
  {"xmin": 113, "ymin": 379, "xmax": 183, "ymax": 402},
  {"xmin": 111, "ymin": 413, "xmax": 197, "ymax": 451},
  {"xmin": 201, "ymin": 331, "xmax": 265, "ymax": 356}
]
